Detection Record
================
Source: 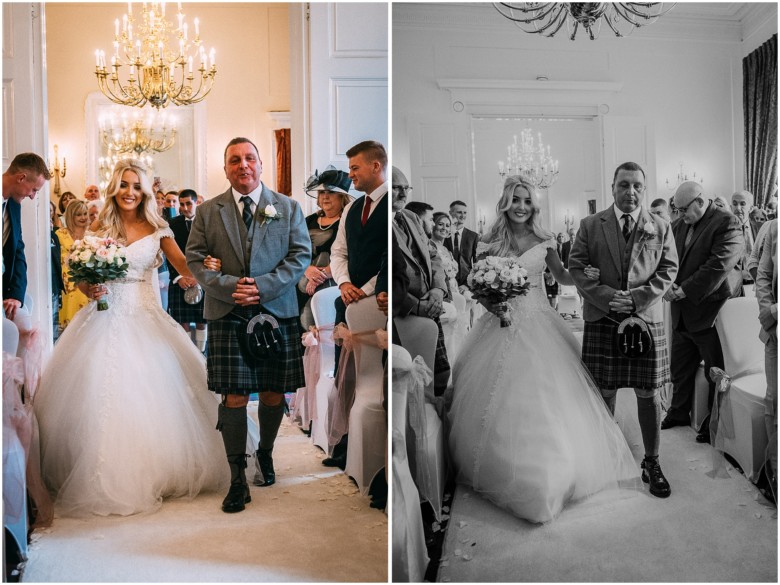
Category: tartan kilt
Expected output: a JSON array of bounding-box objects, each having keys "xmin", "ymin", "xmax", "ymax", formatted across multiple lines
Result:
[
  {"xmin": 582, "ymin": 317, "xmax": 670, "ymax": 392},
  {"xmin": 433, "ymin": 317, "xmax": 451, "ymax": 395},
  {"xmin": 167, "ymin": 285, "xmax": 206, "ymax": 324},
  {"xmin": 206, "ymin": 306, "xmax": 304, "ymax": 395}
]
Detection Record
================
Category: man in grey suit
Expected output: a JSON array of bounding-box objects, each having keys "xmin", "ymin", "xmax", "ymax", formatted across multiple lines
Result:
[
  {"xmin": 569, "ymin": 161, "xmax": 678, "ymax": 499},
  {"xmin": 187, "ymin": 137, "xmax": 311, "ymax": 513}
]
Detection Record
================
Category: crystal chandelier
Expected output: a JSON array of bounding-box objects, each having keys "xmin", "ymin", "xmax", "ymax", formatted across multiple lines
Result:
[
  {"xmin": 493, "ymin": 3, "xmax": 676, "ymax": 41},
  {"xmin": 665, "ymin": 161, "xmax": 703, "ymax": 191},
  {"xmin": 498, "ymin": 129, "xmax": 559, "ymax": 189},
  {"xmin": 98, "ymin": 152, "xmax": 155, "ymax": 192},
  {"xmin": 95, "ymin": 2, "xmax": 217, "ymax": 109},
  {"xmin": 100, "ymin": 108, "xmax": 177, "ymax": 156}
]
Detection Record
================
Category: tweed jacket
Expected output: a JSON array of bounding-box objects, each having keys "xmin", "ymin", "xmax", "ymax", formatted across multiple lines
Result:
[
  {"xmin": 569, "ymin": 205, "xmax": 678, "ymax": 324},
  {"xmin": 186, "ymin": 184, "xmax": 311, "ymax": 320},
  {"xmin": 756, "ymin": 219, "xmax": 777, "ymax": 344}
]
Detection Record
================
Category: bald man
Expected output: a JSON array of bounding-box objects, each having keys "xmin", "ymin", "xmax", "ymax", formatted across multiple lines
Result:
[
  {"xmin": 84, "ymin": 184, "xmax": 101, "ymax": 201},
  {"xmin": 661, "ymin": 182, "xmax": 743, "ymax": 443},
  {"xmin": 391, "ymin": 166, "xmax": 411, "ymax": 212}
]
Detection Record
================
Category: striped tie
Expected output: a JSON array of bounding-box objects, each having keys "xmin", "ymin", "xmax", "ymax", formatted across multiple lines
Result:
[{"xmin": 241, "ymin": 196, "xmax": 253, "ymax": 230}]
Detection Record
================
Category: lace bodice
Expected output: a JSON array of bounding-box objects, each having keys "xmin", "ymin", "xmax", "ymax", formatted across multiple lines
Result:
[
  {"xmin": 102, "ymin": 228, "xmax": 173, "ymax": 314},
  {"xmin": 476, "ymin": 238, "xmax": 557, "ymax": 315}
]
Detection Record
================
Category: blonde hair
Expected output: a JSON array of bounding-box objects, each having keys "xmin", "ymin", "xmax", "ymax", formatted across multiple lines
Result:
[
  {"xmin": 482, "ymin": 175, "xmax": 552, "ymax": 256},
  {"xmin": 95, "ymin": 158, "xmax": 167, "ymax": 242},
  {"xmin": 63, "ymin": 199, "xmax": 88, "ymax": 232}
]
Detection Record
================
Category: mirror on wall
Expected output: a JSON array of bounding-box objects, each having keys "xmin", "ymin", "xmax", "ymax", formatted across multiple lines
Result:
[
  {"xmin": 470, "ymin": 116, "xmax": 601, "ymax": 235},
  {"xmin": 85, "ymin": 93, "xmax": 206, "ymax": 196}
]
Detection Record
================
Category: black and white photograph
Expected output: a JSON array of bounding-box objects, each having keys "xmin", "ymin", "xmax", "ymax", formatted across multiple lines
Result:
[
  {"xmin": 2, "ymin": 2, "xmax": 388, "ymax": 582},
  {"xmin": 391, "ymin": 2, "xmax": 777, "ymax": 582}
]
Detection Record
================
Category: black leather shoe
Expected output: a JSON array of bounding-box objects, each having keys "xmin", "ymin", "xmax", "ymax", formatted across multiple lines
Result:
[
  {"xmin": 641, "ymin": 458, "xmax": 671, "ymax": 498},
  {"xmin": 661, "ymin": 416, "xmax": 690, "ymax": 430},
  {"xmin": 322, "ymin": 454, "xmax": 347, "ymax": 470},
  {"xmin": 222, "ymin": 482, "xmax": 251, "ymax": 513},
  {"xmin": 254, "ymin": 448, "xmax": 276, "ymax": 487},
  {"xmin": 695, "ymin": 430, "xmax": 711, "ymax": 444}
]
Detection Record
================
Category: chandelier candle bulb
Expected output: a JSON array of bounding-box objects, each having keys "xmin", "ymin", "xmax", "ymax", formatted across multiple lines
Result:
[{"xmin": 194, "ymin": 17, "xmax": 199, "ymax": 37}]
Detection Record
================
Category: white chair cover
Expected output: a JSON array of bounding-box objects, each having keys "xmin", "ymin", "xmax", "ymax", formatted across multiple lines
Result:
[
  {"xmin": 343, "ymin": 297, "xmax": 387, "ymax": 495},
  {"xmin": 3, "ymin": 318, "xmax": 19, "ymax": 356},
  {"xmin": 710, "ymin": 298, "xmax": 767, "ymax": 481},
  {"xmin": 394, "ymin": 315, "xmax": 446, "ymax": 521},
  {"xmin": 309, "ymin": 287, "xmax": 341, "ymax": 454},
  {"xmin": 392, "ymin": 345, "xmax": 429, "ymax": 582},
  {"xmin": 3, "ymin": 353, "xmax": 28, "ymax": 560}
]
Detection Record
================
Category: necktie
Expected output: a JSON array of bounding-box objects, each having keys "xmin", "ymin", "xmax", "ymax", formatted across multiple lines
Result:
[
  {"xmin": 240, "ymin": 196, "xmax": 253, "ymax": 230},
  {"xmin": 361, "ymin": 196, "xmax": 372, "ymax": 226},
  {"xmin": 684, "ymin": 223, "xmax": 695, "ymax": 249},
  {"xmin": 621, "ymin": 214, "xmax": 633, "ymax": 242},
  {"xmin": 453, "ymin": 231, "xmax": 460, "ymax": 262},
  {"xmin": 742, "ymin": 224, "xmax": 752, "ymax": 255},
  {"xmin": 185, "ymin": 219, "xmax": 192, "ymax": 232}
]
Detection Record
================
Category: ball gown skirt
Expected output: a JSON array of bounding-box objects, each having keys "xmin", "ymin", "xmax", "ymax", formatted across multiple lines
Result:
[
  {"xmin": 448, "ymin": 241, "xmax": 641, "ymax": 523},
  {"xmin": 34, "ymin": 231, "xmax": 228, "ymax": 517}
]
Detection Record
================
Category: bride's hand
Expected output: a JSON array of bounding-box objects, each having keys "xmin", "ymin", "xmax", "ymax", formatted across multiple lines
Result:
[
  {"xmin": 203, "ymin": 255, "xmax": 222, "ymax": 271},
  {"xmin": 84, "ymin": 283, "xmax": 108, "ymax": 300}
]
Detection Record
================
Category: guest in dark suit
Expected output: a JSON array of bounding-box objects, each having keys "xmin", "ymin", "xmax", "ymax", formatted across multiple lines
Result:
[
  {"xmin": 167, "ymin": 189, "xmax": 208, "ymax": 351},
  {"xmin": 662, "ymin": 182, "xmax": 743, "ymax": 443},
  {"xmin": 570, "ymin": 161, "xmax": 678, "ymax": 498},
  {"xmin": 444, "ymin": 200, "xmax": 479, "ymax": 290},
  {"xmin": 187, "ymin": 137, "xmax": 311, "ymax": 513},
  {"xmin": 561, "ymin": 229, "xmax": 575, "ymax": 268},
  {"xmin": 650, "ymin": 198, "xmax": 671, "ymax": 222},
  {"xmin": 731, "ymin": 189, "xmax": 760, "ymax": 291},
  {"xmin": 2, "ymin": 153, "xmax": 50, "ymax": 321}
]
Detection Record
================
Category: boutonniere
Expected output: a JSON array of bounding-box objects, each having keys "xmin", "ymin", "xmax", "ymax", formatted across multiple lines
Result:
[
  {"xmin": 258, "ymin": 204, "xmax": 283, "ymax": 225},
  {"xmin": 642, "ymin": 221, "xmax": 656, "ymax": 239}
]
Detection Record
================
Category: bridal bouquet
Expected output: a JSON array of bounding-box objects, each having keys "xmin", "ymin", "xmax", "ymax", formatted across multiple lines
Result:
[
  {"xmin": 466, "ymin": 256, "xmax": 531, "ymax": 327},
  {"xmin": 67, "ymin": 236, "xmax": 129, "ymax": 311}
]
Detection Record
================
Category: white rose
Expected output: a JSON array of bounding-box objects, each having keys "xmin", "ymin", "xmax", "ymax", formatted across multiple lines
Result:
[
  {"xmin": 79, "ymin": 250, "xmax": 92, "ymax": 263},
  {"xmin": 499, "ymin": 268, "xmax": 512, "ymax": 282},
  {"xmin": 475, "ymin": 273, "xmax": 485, "ymax": 284},
  {"xmin": 264, "ymin": 204, "xmax": 278, "ymax": 218},
  {"xmin": 484, "ymin": 269, "xmax": 497, "ymax": 284}
]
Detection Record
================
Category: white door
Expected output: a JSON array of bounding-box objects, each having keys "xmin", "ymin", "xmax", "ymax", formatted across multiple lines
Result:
[
  {"xmin": 3, "ymin": 3, "xmax": 52, "ymax": 346},
  {"xmin": 290, "ymin": 2, "xmax": 388, "ymax": 211}
]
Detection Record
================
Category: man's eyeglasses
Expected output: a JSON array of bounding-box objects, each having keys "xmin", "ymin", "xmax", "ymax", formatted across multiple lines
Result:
[
  {"xmin": 393, "ymin": 185, "xmax": 413, "ymax": 194},
  {"xmin": 675, "ymin": 197, "xmax": 702, "ymax": 214}
]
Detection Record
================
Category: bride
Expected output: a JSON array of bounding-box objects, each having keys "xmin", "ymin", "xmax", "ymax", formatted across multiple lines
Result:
[
  {"xmin": 34, "ymin": 159, "xmax": 228, "ymax": 517},
  {"xmin": 448, "ymin": 175, "xmax": 640, "ymax": 524}
]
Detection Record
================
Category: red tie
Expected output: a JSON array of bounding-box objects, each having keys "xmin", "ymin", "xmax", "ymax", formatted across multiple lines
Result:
[{"xmin": 361, "ymin": 196, "xmax": 372, "ymax": 226}]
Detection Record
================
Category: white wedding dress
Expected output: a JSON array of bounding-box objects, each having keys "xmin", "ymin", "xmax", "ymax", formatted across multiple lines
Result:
[
  {"xmin": 448, "ymin": 239, "xmax": 640, "ymax": 523},
  {"xmin": 34, "ymin": 228, "xmax": 228, "ymax": 517}
]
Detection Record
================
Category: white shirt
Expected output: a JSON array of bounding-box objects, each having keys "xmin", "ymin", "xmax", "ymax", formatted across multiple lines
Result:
[
  {"xmin": 330, "ymin": 181, "xmax": 388, "ymax": 296},
  {"xmin": 612, "ymin": 204, "xmax": 641, "ymax": 233}
]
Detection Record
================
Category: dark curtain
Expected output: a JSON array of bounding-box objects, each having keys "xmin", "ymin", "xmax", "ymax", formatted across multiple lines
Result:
[
  {"xmin": 744, "ymin": 34, "xmax": 778, "ymax": 208},
  {"xmin": 275, "ymin": 128, "xmax": 291, "ymax": 196}
]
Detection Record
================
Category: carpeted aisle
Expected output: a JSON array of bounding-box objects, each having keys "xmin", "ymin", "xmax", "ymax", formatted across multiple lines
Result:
[
  {"xmin": 21, "ymin": 412, "xmax": 387, "ymax": 582},
  {"xmin": 437, "ymin": 388, "xmax": 777, "ymax": 582}
]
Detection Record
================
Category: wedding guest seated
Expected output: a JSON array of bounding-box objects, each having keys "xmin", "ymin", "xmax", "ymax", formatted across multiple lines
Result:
[
  {"xmin": 430, "ymin": 212, "xmax": 459, "ymax": 299},
  {"xmin": 87, "ymin": 200, "xmax": 104, "ymax": 224},
  {"xmin": 750, "ymin": 206, "xmax": 768, "ymax": 227},
  {"xmin": 57, "ymin": 191, "xmax": 76, "ymax": 227},
  {"xmin": 393, "ymin": 208, "xmax": 450, "ymax": 395},
  {"xmin": 162, "ymin": 190, "xmax": 179, "ymax": 221},
  {"xmin": 299, "ymin": 166, "xmax": 352, "ymax": 329},
  {"xmin": 55, "ymin": 200, "xmax": 90, "ymax": 331},
  {"xmin": 765, "ymin": 196, "xmax": 777, "ymax": 220},
  {"xmin": 83, "ymin": 184, "xmax": 101, "ymax": 202}
]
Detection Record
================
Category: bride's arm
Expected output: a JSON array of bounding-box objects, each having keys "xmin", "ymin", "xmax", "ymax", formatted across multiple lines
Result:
[
  {"xmin": 160, "ymin": 237, "xmax": 197, "ymax": 288},
  {"xmin": 545, "ymin": 248, "xmax": 575, "ymax": 286}
]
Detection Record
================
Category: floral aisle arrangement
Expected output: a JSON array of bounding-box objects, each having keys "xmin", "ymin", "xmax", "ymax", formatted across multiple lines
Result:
[
  {"xmin": 67, "ymin": 236, "xmax": 129, "ymax": 311},
  {"xmin": 466, "ymin": 256, "xmax": 531, "ymax": 327}
]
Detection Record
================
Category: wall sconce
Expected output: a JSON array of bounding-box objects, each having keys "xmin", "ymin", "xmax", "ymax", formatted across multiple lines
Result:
[{"xmin": 50, "ymin": 144, "xmax": 67, "ymax": 198}]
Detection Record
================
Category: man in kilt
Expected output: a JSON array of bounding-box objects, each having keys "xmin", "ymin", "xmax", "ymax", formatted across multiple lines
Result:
[
  {"xmin": 167, "ymin": 189, "xmax": 208, "ymax": 351},
  {"xmin": 187, "ymin": 137, "xmax": 311, "ymax": 513},
  {"xmin": 569, "ymin": 161, "xmax": 678, "ymax": 498}
]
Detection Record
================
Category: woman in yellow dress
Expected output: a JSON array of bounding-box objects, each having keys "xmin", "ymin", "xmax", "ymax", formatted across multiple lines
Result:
[{"xmin": 55, "ymin": 199, "xmax": 90, "ymax": 331}]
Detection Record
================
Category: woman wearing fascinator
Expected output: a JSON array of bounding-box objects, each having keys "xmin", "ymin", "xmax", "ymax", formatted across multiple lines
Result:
[{"xmin": 298, "ymin": 166, "xmax": 353, "ymax": 328}]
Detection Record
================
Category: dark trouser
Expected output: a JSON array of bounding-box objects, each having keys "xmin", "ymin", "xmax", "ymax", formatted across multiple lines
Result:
[{"xmin": 667, "ymin": 323, "xmax": 725, "ymax": 422}]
